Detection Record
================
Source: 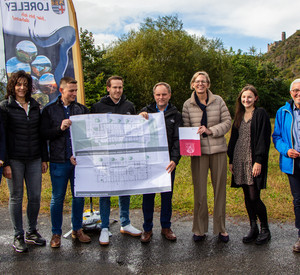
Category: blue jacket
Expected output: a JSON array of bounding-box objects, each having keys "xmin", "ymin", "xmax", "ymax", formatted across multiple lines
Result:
[{"xmin": 272, "ymin": 100, "xmax": 295, "ymax": 174}]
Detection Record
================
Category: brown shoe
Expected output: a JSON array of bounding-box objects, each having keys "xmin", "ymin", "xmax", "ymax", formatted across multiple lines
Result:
[
  {"xmin": 161, "ymin": 228, "xmax": 177, "ymax": 241},
  {"xmin": 72, "ymin": 228, "xmax": 91, "ymax": 243},
  {"xmin": 50, "ymin": 234, "xmax": 61, "ymax": 248},
  {"xmin": 141, "ymin": 231, "xmax": 153, "ymax": 243},
  {"xmin": 293, "ymin": 238, "xmax": 300, "ymax": 253}
]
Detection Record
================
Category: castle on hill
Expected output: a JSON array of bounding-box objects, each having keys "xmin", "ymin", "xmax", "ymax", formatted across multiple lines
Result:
[{"xmin": 267, "ymin": 32, "xmax": 286, "ymax": 52}]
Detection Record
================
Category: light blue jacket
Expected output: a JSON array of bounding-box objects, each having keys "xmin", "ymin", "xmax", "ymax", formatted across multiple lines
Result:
[{"xmin": 272, "ymin": 100, "xmax": 295, "ymax": 174}]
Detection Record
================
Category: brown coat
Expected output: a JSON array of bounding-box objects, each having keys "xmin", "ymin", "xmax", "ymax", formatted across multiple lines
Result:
[{"xmin": 182, "ymin": 90, "xmax": 231, "ymax": 155}]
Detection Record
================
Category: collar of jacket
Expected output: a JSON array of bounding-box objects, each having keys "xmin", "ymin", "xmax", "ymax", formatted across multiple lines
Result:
[
  {"xmin": 288, "ymin": 98, "xmax": 295, "ymax": 110},
  {"xmin": 147, "ymin": 102, "xmax": 177, "ymax": 113},
  {"xmin": 146, "ymin": 101, "xmax": 178, "ymax": 117},
  {"xmin": 8, "ymin": 95, "xmax": 39, "ymax": 109},
  {"xmin": 190, "ymin": 89, "xmax": 216, "ymax": 106},
  {"xmin": 56, "ymin": 95, "xmax": 76, "ymax": 108},
  {"xmin": 100, "ymin": 94, "xmax": 127, "ymax": 106}
]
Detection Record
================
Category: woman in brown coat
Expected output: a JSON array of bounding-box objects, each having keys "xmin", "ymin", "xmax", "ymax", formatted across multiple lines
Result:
[{"xmin": 182, "ymin": 71, "xmax": 231, "ymax": 242}]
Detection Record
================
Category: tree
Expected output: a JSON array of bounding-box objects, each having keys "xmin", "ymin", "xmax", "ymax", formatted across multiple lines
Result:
[
  {"xmin": 80, "ymin": 28, "xmax": 112, "ymax": 107},
  {"xmin": 248, "ymin": 46, "xmax": 257, "ymax": 56},
  {"xmin": 105, "ymin": 15, "xmax": 231, "ymax": 111},
  {"xmin": 80, "ymin": 16, "xmax": 289, "ymax": 116},
  {"xmin": 0, "ymin": 69, "xmax": 7, "ymax": 101},
  {"xmin": 226, "ymin": 51, "xmax": 289, "ymax": 116}
]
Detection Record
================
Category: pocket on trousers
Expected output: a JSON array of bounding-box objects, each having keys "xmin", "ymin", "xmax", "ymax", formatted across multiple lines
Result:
[{"xmin": 50, "ymin": 163, "xmax": 65, "ymax": 177}]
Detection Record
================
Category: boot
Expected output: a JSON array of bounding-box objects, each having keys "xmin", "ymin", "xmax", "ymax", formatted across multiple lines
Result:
[
  {"xmin": 255, "ymin": 224, "xmax": 271, "ymax": 245},
  {"xmin": 242, "ymin": 220, "xmax": 259, "ymax": 243}
]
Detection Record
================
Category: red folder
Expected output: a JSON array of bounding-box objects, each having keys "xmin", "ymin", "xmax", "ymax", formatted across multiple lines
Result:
[
  {"xmin": 179, "ymin": 127, "xmax": 201, "ymax": 156},
  {"xmin": 180, "ymin": 139, "xmax": 201, "ymax": 156}
]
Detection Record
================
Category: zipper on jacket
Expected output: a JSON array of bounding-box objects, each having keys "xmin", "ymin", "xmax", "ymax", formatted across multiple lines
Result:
[{"xmin": 284, "ymin": 108, "xmax": 294, "ymax": 174}]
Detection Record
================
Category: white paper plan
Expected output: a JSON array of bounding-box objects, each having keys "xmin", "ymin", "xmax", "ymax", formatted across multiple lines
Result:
[{"xmin": 70, "ymin": 112, "xmax": 171, "ymax": 197}]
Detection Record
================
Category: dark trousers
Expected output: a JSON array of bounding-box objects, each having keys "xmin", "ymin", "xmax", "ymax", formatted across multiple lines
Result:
[
  {"xmin": 288, "ymin": 158, "xmax": 300, "ymax": 237},
  {"xmin": 242, "ymin": 184, "xmax": 268, "ymax": 226},
  {"xmin": 142, "ymin": 170, "xmax": 175, "ymax": 231}
]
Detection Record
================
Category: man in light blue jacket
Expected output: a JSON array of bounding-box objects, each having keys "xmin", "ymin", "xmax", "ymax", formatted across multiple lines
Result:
[{"xmin": 273, "ymin": 79, "xmax": 300, "ymax": 253}]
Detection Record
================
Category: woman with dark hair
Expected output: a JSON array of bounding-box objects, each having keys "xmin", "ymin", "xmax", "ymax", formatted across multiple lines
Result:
[
  {"xmin": 228, "ymin": 85, "xmax": 271, "ymax": 244},
  {"xmin": 0, "ymin": 70, "xmax": 48, "ymax": 253}
]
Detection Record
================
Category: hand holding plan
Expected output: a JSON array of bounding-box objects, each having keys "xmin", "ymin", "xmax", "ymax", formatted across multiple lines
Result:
[
  {"xmin": 70, "ymin": 112, "xmax": 172, "ymax": 197},
  {"xmin": 139, "ymin": 112, "xmax": 149, "ymax": 120}
]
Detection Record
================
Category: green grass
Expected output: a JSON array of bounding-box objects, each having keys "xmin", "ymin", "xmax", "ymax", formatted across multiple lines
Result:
[{"xmin": 0, "ymin": 119, "xmax": 294, "ymax": 222}]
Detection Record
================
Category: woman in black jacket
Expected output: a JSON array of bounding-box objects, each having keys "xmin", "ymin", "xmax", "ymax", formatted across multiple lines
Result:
[
  {"xmin": 227, "ymin": 85, "xmax": 271, "ymax": 245},
  {"xmin": 0, "ymin": 71, "xmax": 48, "ymax": 253}
]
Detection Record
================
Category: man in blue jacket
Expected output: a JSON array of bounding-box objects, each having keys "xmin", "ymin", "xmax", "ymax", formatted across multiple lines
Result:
[{"xmin": 273, "ymin": 78, "xmax": 300, "ymax": 253}]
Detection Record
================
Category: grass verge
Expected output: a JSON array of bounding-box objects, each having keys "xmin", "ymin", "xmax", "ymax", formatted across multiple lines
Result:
[{"xmin": 0, "ymin": 119, "xmax": 294, "ymax": 222}]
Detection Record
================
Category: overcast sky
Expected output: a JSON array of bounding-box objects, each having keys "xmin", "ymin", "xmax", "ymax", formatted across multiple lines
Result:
[{"xmin": 72, "ymin": 0, "xmax": 300, "ymax": 53}]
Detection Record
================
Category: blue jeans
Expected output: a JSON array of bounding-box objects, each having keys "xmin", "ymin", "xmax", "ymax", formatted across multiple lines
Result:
[
  {"xmin": 142, "ymin": 170, "xmax": 175, "ymax": 231},
  {"xmin": 50, "ymin": 161, "xmax": 84, "ymax": 235},
  {"xmin": 288, "ymin": 158, "xmax": 300, "ymax": 237},
  {"xmin": 100, "ymin": 195, "xmax": 130, "ymax": 229},
  {"xmin": 7, "ymin": 158, "xmax": 42, "ymax": 236}
]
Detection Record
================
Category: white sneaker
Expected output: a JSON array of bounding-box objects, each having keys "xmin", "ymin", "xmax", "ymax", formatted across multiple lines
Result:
[
  {"xmin": 99, "ymin": 228, "xmax": 109, "ymax": 245},
  {"xmin": 120, "ymin": 224, "xmax": 142, "ymax": 236}
]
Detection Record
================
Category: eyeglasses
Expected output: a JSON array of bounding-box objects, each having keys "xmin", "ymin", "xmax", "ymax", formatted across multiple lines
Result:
[
  {"xmin": 291, "ymin": 89, "xmax": 300, "ymax": 94},
  {"xmin": 194, "ymin": 80, "xmax": 208, "ymax": 84}
]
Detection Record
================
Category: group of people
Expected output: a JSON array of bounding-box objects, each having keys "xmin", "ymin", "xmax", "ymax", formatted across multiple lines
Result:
[{"xmin": 0, "ymin": 70, "xmax": 299, "ymax": 254}]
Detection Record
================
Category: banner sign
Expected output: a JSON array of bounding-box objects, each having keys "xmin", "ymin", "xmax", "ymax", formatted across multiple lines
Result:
[
  {"xmin": 0, "ymin": 0, "xmax": 84, "ymax": 106},
  {"xmin": 70, "ymin": 113, "xmax": 172, "ymax": 197}
]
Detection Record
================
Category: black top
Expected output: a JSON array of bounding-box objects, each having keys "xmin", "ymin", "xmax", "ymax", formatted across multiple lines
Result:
[
  {"xmin": 91, "ymin": 94, "xmax": 136, "ymax": 115},
  {"xmin": 140, "ymin": 102, "xmax": 183, "ymax": 165},
  {"xmin": 0, "ymin": 96, "xmax": 48, "ymax": 165},
  {"xmin": 41, "ymin": 96, "xmax": 89, "ymax": 163},
  {"xmin": 227, "ymin": 107, "xmax": 271, "ymax": 189}
]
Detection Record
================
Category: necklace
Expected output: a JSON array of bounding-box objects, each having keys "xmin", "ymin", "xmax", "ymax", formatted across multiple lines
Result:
[
  {"xmin": 16, "ymin": 100, "xmax": 27, "ymax": 106},
  {"xmin": 244, "ymin": 109, "xmax": 254, "ymax": 122}
]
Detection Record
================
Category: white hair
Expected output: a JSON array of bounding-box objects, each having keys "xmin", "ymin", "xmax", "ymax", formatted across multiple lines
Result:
[{"xmin": 290, "ymin": 79, "xmax": 300, "ymax": 91}]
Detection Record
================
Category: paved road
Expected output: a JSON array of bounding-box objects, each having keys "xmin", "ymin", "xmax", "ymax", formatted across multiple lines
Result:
[{"xmin": 0, "ymin": 207, "xmax": 299, "ymax": 274}]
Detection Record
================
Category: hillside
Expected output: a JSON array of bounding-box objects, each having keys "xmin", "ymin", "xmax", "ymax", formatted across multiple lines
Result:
[{"xmin": 264, "ymin": 30, "xmax": 300, "ymax": 79}]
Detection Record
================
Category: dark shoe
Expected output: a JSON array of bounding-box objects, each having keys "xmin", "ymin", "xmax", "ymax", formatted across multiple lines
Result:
[
  {"xmin": 25, "ymin": 230, "xmax": 46, "ymax": 246},
  {"xmin": 50, "ymin": 234, "xmax": 61, "ymax": 248},
  {"xmin": 255, "ymin": 227, "xmax": 271, "ymax": 245},
  {"xmin": 72, "ymin": 228, "xmax": 91, "ymax": 243},
  {"xmin": 218, "ymin": 233, "xmax": 230, "ymax": 243},
  {"xmin": 13, "ymin": 235, "xmax": 28, "ymax": 253},
  {"xmin": 242, "ymin": 221, "xmax": 259, "ymax": 243},
  {"xmin": 161, "ymin": 228, "xmax": 177, "ymax": 241},
  {"xmin": 193, "ymin": 234, "xmax": 206, "ymax": 242},
  {"xmin": 293, "ymin": 238, "xmax": 300, "ymax": 253},
  {"xmin": 141, "ymin": 231, "xmax": 153, "ymax": 243}
]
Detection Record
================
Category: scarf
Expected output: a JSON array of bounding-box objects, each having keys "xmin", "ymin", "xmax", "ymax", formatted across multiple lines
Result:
[{"xmin": 194, "ymin": 92, "xmax": 208, "ymax": 137}]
